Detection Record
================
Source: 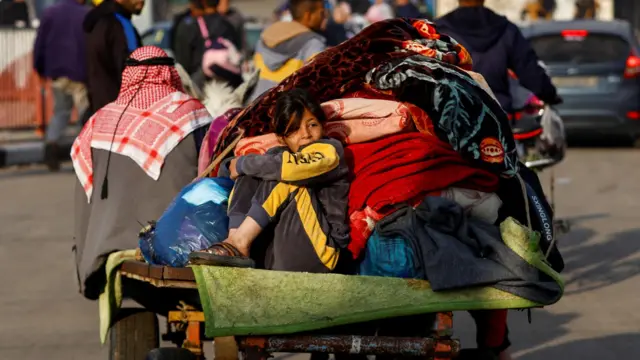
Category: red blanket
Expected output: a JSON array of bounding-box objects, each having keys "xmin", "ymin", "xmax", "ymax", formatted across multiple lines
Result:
[{"xmin": 345, "ymin": 132, "xmax": 499, "ymax": 257}]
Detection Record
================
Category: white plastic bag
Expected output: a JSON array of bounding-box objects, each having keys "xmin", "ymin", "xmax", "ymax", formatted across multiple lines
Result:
[{"xmin": 538, "ymin": 105, "xmax": 566, "ymax": 160}]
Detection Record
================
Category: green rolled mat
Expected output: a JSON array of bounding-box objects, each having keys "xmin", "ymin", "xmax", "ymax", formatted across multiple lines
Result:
[{"xmin": 192, "ymin": 218, "xmax": 564, "ymax": 338}]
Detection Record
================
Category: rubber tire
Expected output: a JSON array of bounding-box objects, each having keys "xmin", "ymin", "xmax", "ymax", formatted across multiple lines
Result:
[
  {"xmin": 109, "ymin": 309, "xmax": 160, "ymax": 360},
  {"xmin": 214, "ymin": 336, "xmax": 240, "ymax": 360},
  {"xmin": 145, "ymin": 348, "xmax": 198, "ymax": 360}
]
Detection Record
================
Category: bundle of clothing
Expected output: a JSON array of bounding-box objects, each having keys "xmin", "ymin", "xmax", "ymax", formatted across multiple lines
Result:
[
  {"xmin": 202, "ymin": 17, "xmax": 521, "ymax": 254},
  {"xmin": 198, "ymin": 18, "xmax": 563, "ymax": 353}
]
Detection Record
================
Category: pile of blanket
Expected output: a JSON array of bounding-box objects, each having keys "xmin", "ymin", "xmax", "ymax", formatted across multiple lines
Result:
[
  {"xmin": 201, "ymin": 18, "xmax": 518, "ymax": 259},
  {"xmin": 194, "ymin": 19, "xmax": 565, "ymax": 353}
]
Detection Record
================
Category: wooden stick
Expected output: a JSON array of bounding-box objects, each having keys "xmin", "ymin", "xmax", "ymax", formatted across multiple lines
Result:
[{"xmin": 196, "ymin": 129, "xmax": 245, "ymax": 180}]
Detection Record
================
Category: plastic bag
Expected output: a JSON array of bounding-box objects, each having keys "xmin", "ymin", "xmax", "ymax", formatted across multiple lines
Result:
[
  {"xmin": 139, "ymin": 177, "xmax": 235, "ymax": 267},
  {"xmin": 537, "ymin": 105, "xmax": 566, "ymax": 161},
  {"xmin": 359, "ymin": 230, "xmax": 419, "ymax": 279}
]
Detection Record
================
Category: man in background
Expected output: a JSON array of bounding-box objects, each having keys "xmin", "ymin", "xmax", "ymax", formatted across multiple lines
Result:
[
  {"xmin": 172, "ymin": 0, "xmax": 242, "ymax": 89},
  {"xmin": 83, "ymin": 0, "xmax": 143, "ymax": 116},
  {"xmin": 217, "ymin": 0, "xmax": 247, "ymax": 52},
  {"xmin": 249, "ymin": 0, "xmax": 327, "ymax": 102},
  {"xmin": 436, "ymin": 0, "xmax": 560, "ymax": 116},
  {"xmin": 436, "ymin": 3, "xmax": 562, "ymax": 359},
  {"xmin": 33, "ymin": 0, "xmax": 89, "ymax": 171}
]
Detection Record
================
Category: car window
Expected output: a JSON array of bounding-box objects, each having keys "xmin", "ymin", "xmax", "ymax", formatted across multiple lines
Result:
[{"xmin": 530, "ymin": 32, "xmax": 630, "ymax": 64}]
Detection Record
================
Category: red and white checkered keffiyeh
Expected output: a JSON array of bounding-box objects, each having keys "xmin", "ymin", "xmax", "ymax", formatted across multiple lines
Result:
[{"xmin": 71, "ymin": 46, "xmax": 213, "ymax": 202}]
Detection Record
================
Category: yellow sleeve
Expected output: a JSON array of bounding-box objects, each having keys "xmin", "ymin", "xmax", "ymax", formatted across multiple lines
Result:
[{"xmin": 280, "ymin": 142, "xmax": 340, "ymax": 183}]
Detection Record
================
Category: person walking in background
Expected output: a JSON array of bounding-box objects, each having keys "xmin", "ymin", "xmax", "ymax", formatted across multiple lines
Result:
[
  {"xmin": 436, "ymin": 0, "xmax": 560, "ymax": 116},
  {"xmin": 249, "ymin": 0, "xmax": 327, "ymax": 102},
  {"xmin": 33, "ymin": 0, "xmax": 89, "ymax": 171},
  {"xmin": 173, "ymin": 0, "xmax": 242, "ymax": 89},
  {"xmin": 323, "ymin": 0, "xmax": 349, "ymax": 46},
  {"xmin": 337, "ymin": 1, "xmax": 370, "ymax": 38},
  {"xmin": 217, "ymin": 0, "xmax": 247, "ymax": 53},
  {"xmin": 272, "ymin": 0, "xmax": 346, "ymax": 47},
  {"xmin": 83, "ymin": 0, "xmax": 144, "ymax": 117}
]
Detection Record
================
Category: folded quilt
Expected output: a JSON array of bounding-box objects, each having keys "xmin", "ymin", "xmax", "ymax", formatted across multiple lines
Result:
[
  {"xmin": 345, "ymin": 132, "xmax": 499, "ymax": 257},
  {"xmin": 322, "ymin": 98, "xmax": 414, "ymax": 144},
  {"xmin": 233, "ymin": 98, "xmax": 416, "ymax": 155}
]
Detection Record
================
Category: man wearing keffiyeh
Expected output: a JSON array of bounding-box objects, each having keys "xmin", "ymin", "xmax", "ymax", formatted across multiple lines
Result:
[{"xmin": 71, "ymin": 46, "xmax": 213, "ymax": 300}]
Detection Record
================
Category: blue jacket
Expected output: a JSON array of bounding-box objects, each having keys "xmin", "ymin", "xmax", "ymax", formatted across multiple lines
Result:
[
  {"xmin": 33, "ymin": 0, "xmax": 89, "ymax": 83},
  {"xmin": 436, "ymin": 6, "xmax": 557, "ymax": 112}
]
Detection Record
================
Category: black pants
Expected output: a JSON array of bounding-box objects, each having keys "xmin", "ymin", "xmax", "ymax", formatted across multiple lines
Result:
[{"xmin": 228, "ymin": 176, "xmax": 340, "ymax": 272}]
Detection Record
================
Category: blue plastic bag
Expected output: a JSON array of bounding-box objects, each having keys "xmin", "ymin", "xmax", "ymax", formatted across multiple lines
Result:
[
  {"xmin": 359, "ymin": 230, "xmax": 419, "ymax": 278},
  {"xmin": 139, "ymin": 177, "xmax": 235, "ymax": 267}
]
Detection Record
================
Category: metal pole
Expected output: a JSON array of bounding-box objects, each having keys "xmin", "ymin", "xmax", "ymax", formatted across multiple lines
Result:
[{"xmin": 239, "ymin": 335, "xmax": 459, "ymax": 357}]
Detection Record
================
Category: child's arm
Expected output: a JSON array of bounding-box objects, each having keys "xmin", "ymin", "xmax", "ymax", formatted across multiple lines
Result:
[{"xmin": 235, "ymin": 138, "xmax": 348, "ymax": 186}]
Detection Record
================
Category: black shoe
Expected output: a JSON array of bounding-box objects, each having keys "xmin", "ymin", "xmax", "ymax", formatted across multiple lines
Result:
[{"xmin": 44, "ymin": 143, "xmax": 60, "ymax": 172}]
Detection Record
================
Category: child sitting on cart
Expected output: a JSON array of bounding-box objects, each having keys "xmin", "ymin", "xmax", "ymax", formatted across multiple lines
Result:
[{"xmin": 190, "ymin": 88, "xmax": 351, "ymax": 272}]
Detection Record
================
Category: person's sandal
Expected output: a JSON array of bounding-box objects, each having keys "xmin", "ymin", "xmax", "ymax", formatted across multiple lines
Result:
[{"xmin": 189, "ymin": 242, "xmax": 256, "ymax": 268}]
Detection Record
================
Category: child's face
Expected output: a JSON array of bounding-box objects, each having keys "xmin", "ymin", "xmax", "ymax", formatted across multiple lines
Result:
[{"xmin": 283, "ymin": 108, "xmax": 324, "ymax": 152}]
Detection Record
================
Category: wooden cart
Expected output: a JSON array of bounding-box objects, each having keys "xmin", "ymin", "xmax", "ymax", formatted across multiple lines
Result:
[{"xmin": 114, "ymin": 260, "xmax": 492, "ymax": 360}]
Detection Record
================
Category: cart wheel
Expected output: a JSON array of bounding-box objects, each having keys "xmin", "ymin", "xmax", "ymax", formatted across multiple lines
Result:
[
  {"xmin": 109, "ymin": 308, "xmax": 160, "ymax": 360},
  {"xmin": 145, "ymin": 348, "xmax": 198, "ymax": 360},
  {"xmin": 214, "ymin": 336, "xmax": 240, "ymax": 360}
]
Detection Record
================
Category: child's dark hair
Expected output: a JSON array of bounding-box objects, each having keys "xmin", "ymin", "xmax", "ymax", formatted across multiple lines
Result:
[{"xmin": 273, "ymin": 88, "xmax": 326, "ymax": 137}]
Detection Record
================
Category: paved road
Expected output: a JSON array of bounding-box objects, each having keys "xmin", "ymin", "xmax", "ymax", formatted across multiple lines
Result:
[{"xmin": 1, "ymin": 148, "xmax": 639, "ymax": 360}]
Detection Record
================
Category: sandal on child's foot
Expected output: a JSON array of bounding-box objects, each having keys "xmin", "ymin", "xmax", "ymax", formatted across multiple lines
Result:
[{"xmin": 189, "ymin": 242, "xmax": 256, "ymax": 268}]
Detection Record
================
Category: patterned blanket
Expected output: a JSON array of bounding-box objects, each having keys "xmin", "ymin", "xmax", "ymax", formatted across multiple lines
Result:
[
  {"xmin": 232, "ymin": 98, "xmax": 415, "ymax": 156},
  {"xmin": 211, "ymin": 18, "xmax": 518, "ymax": 178}
]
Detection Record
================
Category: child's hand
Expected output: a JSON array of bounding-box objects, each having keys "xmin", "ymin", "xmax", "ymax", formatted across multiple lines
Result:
[{"xmin": 229, "ymin": 158, "xmax": 240, "ymax": 180}]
